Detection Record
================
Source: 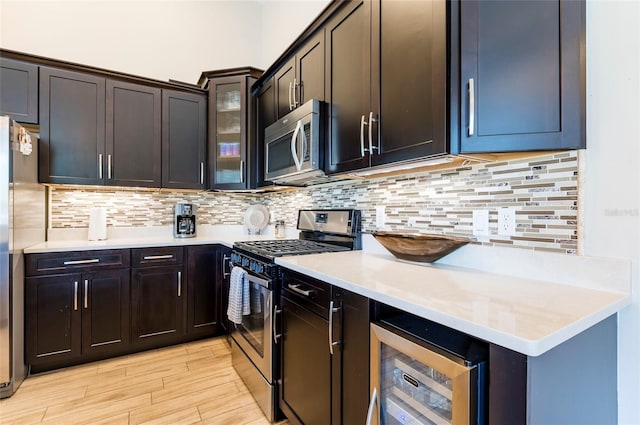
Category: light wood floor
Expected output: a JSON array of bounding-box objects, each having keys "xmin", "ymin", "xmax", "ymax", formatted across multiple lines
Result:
[{"xmin": 0, "ymin": 337, "xmax": 288, "ymax": 425}]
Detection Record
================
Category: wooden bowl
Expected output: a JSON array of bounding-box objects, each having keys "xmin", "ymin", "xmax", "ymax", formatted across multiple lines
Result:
[{"xmin": 372, "ymin": 231, "xmax": 470, "ymax": 263}]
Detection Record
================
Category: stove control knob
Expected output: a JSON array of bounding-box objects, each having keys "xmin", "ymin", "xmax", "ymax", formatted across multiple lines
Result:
[
  {"xmin": 249, "ymin": 261, "xmax": 256, "ymax": 272},
  {"xmin": 242, "ymin": 257, "xmax": 249, "ymax": 267},
  {"xmin": 255, "ymin": 263, "xmax": 263, "ymax": 274}
]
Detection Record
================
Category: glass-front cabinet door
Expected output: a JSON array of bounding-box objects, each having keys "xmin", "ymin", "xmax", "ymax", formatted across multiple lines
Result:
[{"xmin": 209, "ymin": 76, "xmax": 246, "ymax": 189}]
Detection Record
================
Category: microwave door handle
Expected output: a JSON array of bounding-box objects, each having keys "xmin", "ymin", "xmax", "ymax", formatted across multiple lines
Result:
[{"xmin": 291, "ymin": 120, "xmax": 303, "ymax": 171}]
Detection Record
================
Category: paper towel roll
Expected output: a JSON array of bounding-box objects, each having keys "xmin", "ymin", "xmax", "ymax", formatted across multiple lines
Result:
[{"xmin": 88, "ymin": 207, "xmax": 107, "ymax": 241}]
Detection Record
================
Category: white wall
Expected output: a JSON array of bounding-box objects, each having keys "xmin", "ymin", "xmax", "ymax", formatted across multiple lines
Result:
[
  {"xmin": 584, "ymin": 1, "xmax": 640, "ymax": 423},
  {"xmin": 0, "ymin": 0, "xmax": 314, "ymax": 83},
  {"xmin": 1, "ymin": 0, "xmax": 639, "ymax": 422}
]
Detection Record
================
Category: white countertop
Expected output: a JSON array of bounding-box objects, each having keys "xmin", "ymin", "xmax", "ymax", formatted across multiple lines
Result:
[
  {"xmin": 25, "ymin": 225, "xmax": 632, "ymax": 357},
  {"xmin": 276, "ymin": 249, "xmax": 632, "ymax": 357}
]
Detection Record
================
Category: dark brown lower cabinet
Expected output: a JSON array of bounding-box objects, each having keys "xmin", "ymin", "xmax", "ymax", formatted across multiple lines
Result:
[
  {"xmin": 131, "ymin": 264, "xmax": 185, "ymax": 348},
  {"xmin": 186, "ymin": 245, "xmax": 221, "ymax": 337},
  {"xmin": 279, "ymin": 270, "xmax": 370, "ymax": 425},
  {"xmin": 25, "ymin": 269, "xmax": 130, "ymax": 372}
]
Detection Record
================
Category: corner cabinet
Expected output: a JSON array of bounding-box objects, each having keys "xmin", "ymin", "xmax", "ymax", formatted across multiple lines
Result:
[
  {"xmin": 161, "ymin": 90, "xmax": 207, "ymax": 189},
  {"xmin": 457, "ymin": 0, "xmax": 585, "ymax": 152},
  {"xmin": 325, "ymin": 0, "xmax": 447, "ymax": 174},
  {"xmin": 205, "ymin": 68, "xmax": 261, "ymax": 190},
  {"xmin": 0, "ymin": 57, "xmax": 38, "ymax": 124}
]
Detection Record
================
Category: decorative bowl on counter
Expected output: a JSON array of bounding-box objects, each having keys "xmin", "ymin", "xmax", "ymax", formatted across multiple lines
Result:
[{"xmin": 372, "ymin": 231, "xmax": 470, "ymax": 263}]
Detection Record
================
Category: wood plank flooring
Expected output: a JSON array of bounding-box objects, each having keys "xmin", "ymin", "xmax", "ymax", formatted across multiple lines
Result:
[{"xmin": 0, "ymin": 337, "xmax": 288, "ymax": 425}]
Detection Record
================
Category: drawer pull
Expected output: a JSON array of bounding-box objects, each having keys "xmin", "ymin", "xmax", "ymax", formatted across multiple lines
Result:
[
  {"xmin": 143, "ymin": 255, "xmax": 174, "ymax": 261},
  {"xmin": 63, "ymin": 259, "xmax": 100, "ymax": 265},
  {"xmin": 288, "ymin": 283, "xmax": 314, "ymax": 297}
]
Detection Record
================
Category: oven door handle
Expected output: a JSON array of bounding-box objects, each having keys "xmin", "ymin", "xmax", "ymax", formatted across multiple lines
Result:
[{"xmin": 246, "ymin": 273, "xmax": 270, "ymax": 289}]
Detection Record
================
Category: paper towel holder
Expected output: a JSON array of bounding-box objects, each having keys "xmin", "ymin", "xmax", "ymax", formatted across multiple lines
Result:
[{"xmin": 88, "ymin": 207, "xmax": 108, "ymax": 241}]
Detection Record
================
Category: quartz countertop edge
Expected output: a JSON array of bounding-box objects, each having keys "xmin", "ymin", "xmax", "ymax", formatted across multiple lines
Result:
[
  {"xmin": 24, "ymin": 236, "xmax": 237, "ymax": 253},
  {"xmin": 275, "ymin": 250, "xmax": 632, "ymax": 357}
]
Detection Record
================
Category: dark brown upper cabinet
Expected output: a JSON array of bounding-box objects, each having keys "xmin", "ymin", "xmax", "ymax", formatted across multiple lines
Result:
[
  {"xmin": 325, "ymin": 0, "xmax": 447, "ymax": 174},
  {"xmin": 254, "ymin": 79, "xmax": 276, "ymax": 188},
  {"xmin": 274, "ymin": 31, "xmax": 325, "ymax": 119},
  {"xmin": 457, "ymin": 0, "xmax": 585, "ymax": 153},
  {"xmin": 106, "ymin": 80, "xmax": 161, "ymax": 187},
  {"xmin": 161, "ymin": 90, "xmax": 207, "ymax": 190},
  {"xmin": 39, "ymin": 67, "xmax": 106, "ymax": 185},
  {"xmin": 0, "ymin": 57, "xmax": 38, "ymax": 124},
  {"xmin": 205, "ymin": 68, "xmax": 261, "ymax": 190}
]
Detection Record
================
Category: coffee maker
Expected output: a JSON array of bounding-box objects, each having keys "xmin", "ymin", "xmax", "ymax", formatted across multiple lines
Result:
[{"xmin": 174, "ymin": 203, "xmax": 196, "ymax": 238}]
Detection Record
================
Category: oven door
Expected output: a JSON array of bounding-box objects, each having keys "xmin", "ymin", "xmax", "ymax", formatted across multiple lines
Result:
[{"xmin": 230, "ymin": 271, "xmax": 274, "ymax": 383}]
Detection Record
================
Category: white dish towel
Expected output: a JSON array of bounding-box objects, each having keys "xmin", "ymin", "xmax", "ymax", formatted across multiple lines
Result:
[{"xmin": 227, "ymin": 266, "xmax": 250, "ymax": 324}]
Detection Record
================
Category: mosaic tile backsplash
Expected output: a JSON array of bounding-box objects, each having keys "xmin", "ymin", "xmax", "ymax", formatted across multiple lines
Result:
[{"xmin": 50, "ymin": 151, "xmax": 579, "ymax": 254}]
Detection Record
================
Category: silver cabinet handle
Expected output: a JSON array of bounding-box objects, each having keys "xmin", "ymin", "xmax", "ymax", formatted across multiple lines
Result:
[
  {"xmin": 468, "ymin": 78, "xmax": 475, "ymax": 136},
  {"xmin": 63, "ymin": 259, "xmax": 100, "ymax": 265},
  {"xmin": 84, "ymin": 279, "xmax": 89, "ymax": 309},
  {"xmin": 200, "ymin": 162, "xmax": 204, "ymax": 185},
  {"xmin": 142, "ymin": 255, "xmax": 173, "ymax": 260},
  {"xmin": 272, "ymin": 305, "xmax": 282, "ymax": 344},
  {"xmin": 98, "ymin": 154, "xmax": 103, "ymax": 179},
  {"xmin": 288, "ymin": 81, "xmax": 294, "ymax": 111},
  {"xmin": 366, "ymin": 387, "xmax": 378, "ymax": 425},
  {"xmin": 240, "ymin": 160, "xmax": 245, "ymax": 183},
  {"xmin": 360, "ymin": 115, "xmax": 367, "ymax": 157},
  {"xmin": 288, "ymin": 283, "xmax": 313, "ymax": 297},
  {"xmin": 107, "ymin": 154, "xmax": 112, "ymax": 179},
  {"xmin": 177, "ymin": 271, "xmax": 182, "ymax": 297},
  {"xmin": 73, "ymin": 281, "xmax": 79, "ymax": 311},
  {"xmin": 328, "ymin": 300, "xmax": 340, "ymax": 355},
  {"xmin": 368, "ymin": 111, "xmax": 378, "ymax": 154},
  {"xmin": 293, "ymin": 78, "xmax": 298, "ymax": 108},
  {"xmin": 222, "ymin": 255, "xmax": 231, "ymax": 278}
]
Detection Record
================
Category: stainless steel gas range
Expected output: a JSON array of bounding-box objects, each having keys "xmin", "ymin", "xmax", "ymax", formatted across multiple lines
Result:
[{"xmin": 228, "ymin": 209, "xmax": 361, "ymax": 422}]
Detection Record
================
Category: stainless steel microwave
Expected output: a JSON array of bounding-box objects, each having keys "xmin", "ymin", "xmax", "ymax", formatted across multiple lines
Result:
[{"xmin": 264, "ymin": 99, "xmax": 326, "ymax": 185}]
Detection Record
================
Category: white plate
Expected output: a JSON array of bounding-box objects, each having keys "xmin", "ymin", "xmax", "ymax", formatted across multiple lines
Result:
[{"xmin": 244, "ymin": 204, "xmax": 270, "ymax": 233}]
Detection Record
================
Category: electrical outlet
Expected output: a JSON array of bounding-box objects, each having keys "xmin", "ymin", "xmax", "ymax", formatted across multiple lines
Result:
[
  {"xmin": 497, "ymin": 207, "xmax": 517, "ymax": 236},
  {"xmin": 472, "ymin": 210, "xmax": 489, "ymax": 236},
  {"xmin": 407, "ymin": 217, "xmax": 417, "ymax": 227}
]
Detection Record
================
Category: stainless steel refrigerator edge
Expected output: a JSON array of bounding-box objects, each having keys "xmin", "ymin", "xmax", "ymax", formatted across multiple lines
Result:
[{"xmin": 0, "ymin": 116, "xmax": 46, "ymax": 398}]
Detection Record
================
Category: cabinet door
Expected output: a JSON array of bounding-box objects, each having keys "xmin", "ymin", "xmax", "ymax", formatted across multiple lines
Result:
[
  {"xmin": 333, "ymin": 288, "xmax": 371, "ymax": 425},
  {"xmin": 280, "ymin": 296, "xmax": 331, "ymax": 425},
  {"xmin": 371, "ymin": 0, "xmax": 447, "ymax": 166},
  {"xmin": 296, "ymin": 31, "xmax": 325, "ymax": 107},
  {"xmin": 106, "ymin": 80, "xmax": 161, "ymax": 187},
  {"xmin": 186, "ymin": 245, "xmax": 219, "ymax": 337},
  {"xmin": 131, "ymin": 265, "xmax": 185, "ymax": 347},
  {"xmin": 459, "ymin": 0, "xmax": 585, "ymax": 152},
  {"xmin": 275, "ymin": 57, "xmax": 296, "ymax": 119},
  {"xmin": 0, "ymin": 58, "xmax": 38, "ymax": 123},
  {"xmin": 209, "ymin": 77, "xmax": 248, "ymax": 189},
  {"xmin": 161, "ymin": 90, "xmax": 207, "ymax": 189},
  {"xmin": 325, "ymin": 0, "xmax": 372, "ymax": 174},
  {"xmin": 81, "ymin": 269, "xmax": 130, "ymax": 356},
  {"xmin": 255, "ymin": 80, "xmax": 276, "ymax": 187},
  {"xmin": 25, "ymin": 274, "xmax": 82, "ymax": 366},
  {"xmin": 39, "ymin": 67, "xmax": 106, "ymax": 185}
]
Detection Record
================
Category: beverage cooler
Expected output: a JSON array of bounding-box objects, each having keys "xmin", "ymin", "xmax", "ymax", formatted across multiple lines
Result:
[{"xmin": 367, "ymin": 314, "xmax": 487, "ymax": 425}]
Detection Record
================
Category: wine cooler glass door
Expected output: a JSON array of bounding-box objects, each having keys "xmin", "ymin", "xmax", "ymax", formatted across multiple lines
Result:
[{"xmin": 369, "ymin": 323, "xmax": 474, "ymax": 425}]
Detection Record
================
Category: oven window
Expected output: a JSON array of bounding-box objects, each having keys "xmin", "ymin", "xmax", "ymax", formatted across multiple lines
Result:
[{"xmin": 237, "ymin": 281, "xmax": 267, "ymax": 357}]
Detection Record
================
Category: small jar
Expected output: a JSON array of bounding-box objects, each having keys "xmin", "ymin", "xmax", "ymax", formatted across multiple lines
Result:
[{"xmin": 275, "ymin": 220, "xmax": 286, "ymax": 239}]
